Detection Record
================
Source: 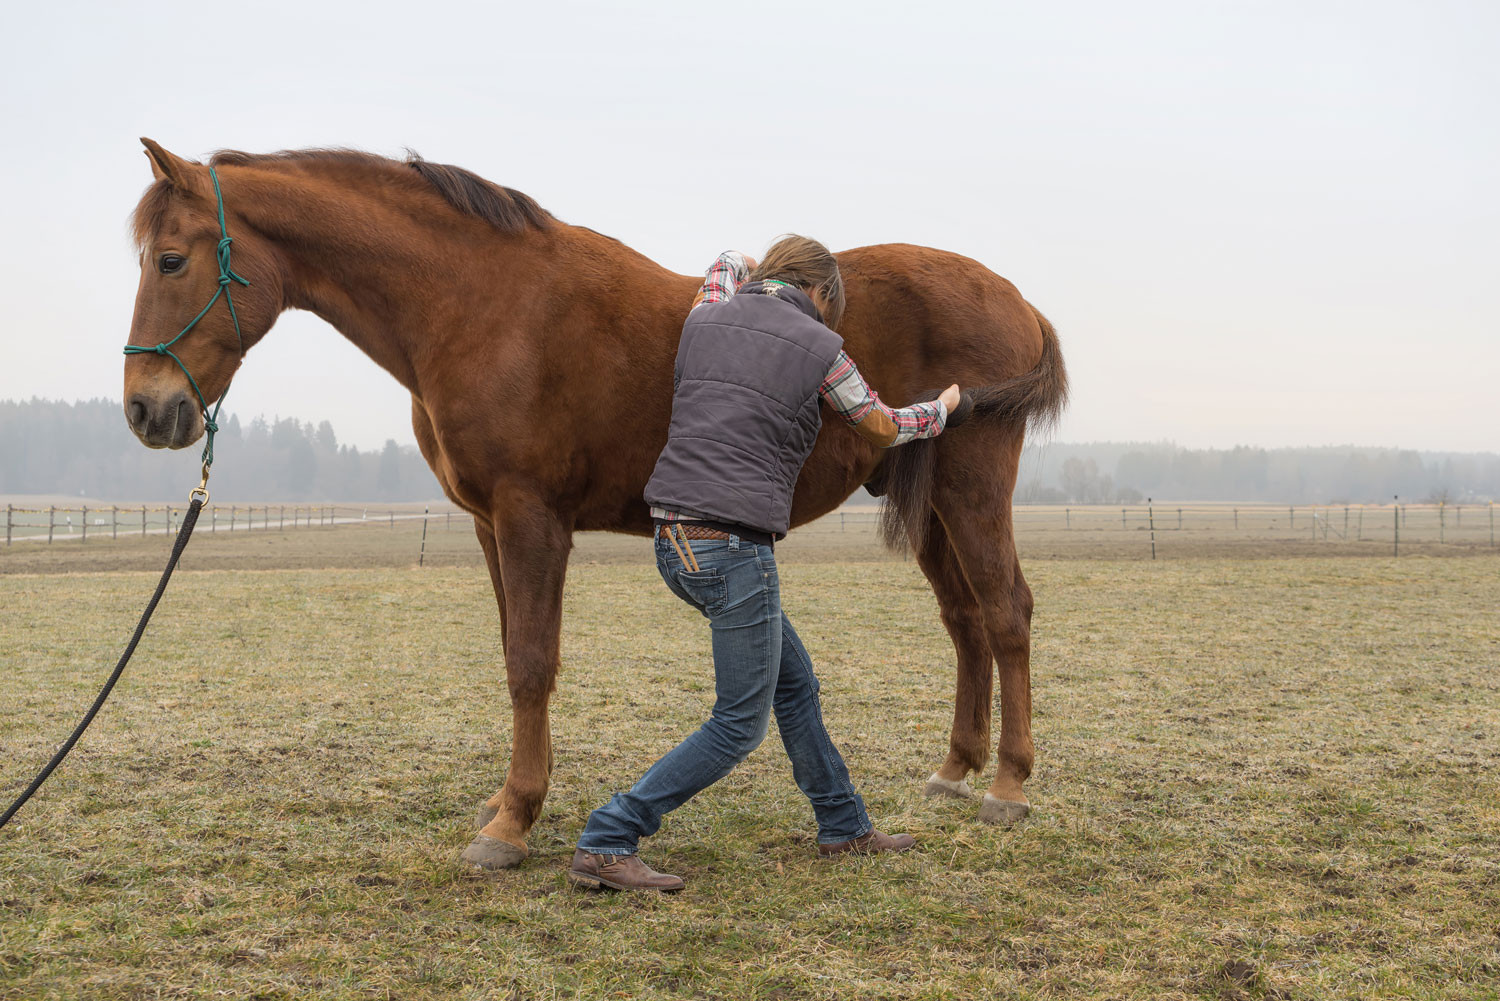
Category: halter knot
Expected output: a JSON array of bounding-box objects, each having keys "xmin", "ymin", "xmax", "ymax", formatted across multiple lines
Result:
[
  {"xmin": 152, "ymin": 344, "xmax": 169, "ymax": 355},
  {"xmin": 216, "ymin": 237, "xmax": 249, "ymax": 286}
]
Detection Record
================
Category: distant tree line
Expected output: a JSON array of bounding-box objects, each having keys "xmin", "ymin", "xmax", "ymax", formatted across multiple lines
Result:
[
  {"xmin": 0, "ymin": 398, "xmax": 442, "ymax": 501},
  {"xmin": 4, "ymin": 398, "xmax": 1495, "ymax": 505},
  {"xmin": 1019, "ymin": 442, "xmax": 1499, "ymax": 505}
]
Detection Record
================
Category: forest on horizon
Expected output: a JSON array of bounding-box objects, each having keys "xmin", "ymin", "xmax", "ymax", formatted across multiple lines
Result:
[{"xmin": 2, "ymin": 398, "xmax": 1495, "ymax": 504}]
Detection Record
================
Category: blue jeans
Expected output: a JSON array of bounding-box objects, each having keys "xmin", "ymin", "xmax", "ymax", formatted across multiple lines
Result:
[{"xmin": 577, "ymin": 531, "xmax": 871, "ymax": 854}]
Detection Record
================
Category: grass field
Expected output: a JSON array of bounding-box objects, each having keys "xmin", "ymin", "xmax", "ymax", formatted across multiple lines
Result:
[{"xmin": 1, "ymin": 519, "xmax": 1497, "ymax": 999}]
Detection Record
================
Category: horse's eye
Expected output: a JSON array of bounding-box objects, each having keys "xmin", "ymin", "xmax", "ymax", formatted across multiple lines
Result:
[{"xmin": 158, "ymin": 254, "xmax": 185, "ymax": 274}]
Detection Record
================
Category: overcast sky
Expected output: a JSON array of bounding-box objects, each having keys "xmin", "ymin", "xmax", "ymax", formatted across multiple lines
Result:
[{"xmin": 1, "ymin": 1, "xmax": 1494, "ymax": 453}]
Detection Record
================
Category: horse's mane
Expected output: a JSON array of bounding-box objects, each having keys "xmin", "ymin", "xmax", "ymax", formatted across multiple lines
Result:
[{"xmin": 132, "ymin": 148, "xmax": 552, "ymax": 247}]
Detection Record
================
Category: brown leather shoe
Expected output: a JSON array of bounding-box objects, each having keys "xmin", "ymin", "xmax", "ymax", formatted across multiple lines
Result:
[
  {"xmin": 567, "ymin": 850, "xmax": 685, "ymax": 892},
  {"xmin": 817, "ymin": 829, "xmax": 917, "ymax": 857}
]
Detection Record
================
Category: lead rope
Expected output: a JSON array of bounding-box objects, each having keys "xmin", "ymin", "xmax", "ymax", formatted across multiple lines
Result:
[{"xmin": 0, "ymin": 493, "xmax": 206, "ymax": 829}]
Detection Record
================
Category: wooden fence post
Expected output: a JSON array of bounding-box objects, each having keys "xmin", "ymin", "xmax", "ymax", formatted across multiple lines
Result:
[
  {"xmin": 1439, "ymin": 502, "xmax": 1445, "ymax": 545},
  {"xmin": 1121, "ymin": 507, "xmax": 1126, "ymax": 529},
  {"xmin": 1233, "ymin": 507, "xmax": 1238, "ymax": 530},
  {"xmin": 141, "ymin": 505, "xmax": 147, "ymax": 536},
  {"xmin": 111, "ymin": 505, "xmax": 118, "ymax": 540},
  {"xmin": 1147, "ymin": 498, "xmax": 1157, "ymax": 560},
  {"xmin": 212, "ymin": 507, "xmax": 217, "ymax": 532},
  {"xmin": 48, "ymin": 506, "xmax": 55, "ymax": 543},
  {"xmin": 1065, "ymin": 508, "xmax": 1070, "ymax": 530},
  {"xmin": 81, "ymin": 506, "xmax": 88, "ymax": 543},
  {"xmin": 4, "ymin": 504, "xmax": 10, "ymax": 546},
  {"xmin": 231, "ymin": 505, "xmax": 236, "ymax": 532},
  {"xmin": 419, "ymin": 506, "xmax": 430, "ymax": 567},
  {"xmin": 280, "ymin": 506, "xmax": 285, "ymax": 531},
  {"xmin": 1289, "ymin": 505, "xmax": 1294, "ymax": 529},
  {"xmin": 1393, "ymin": 496, "xmax": 1399, "ymax": 557}
]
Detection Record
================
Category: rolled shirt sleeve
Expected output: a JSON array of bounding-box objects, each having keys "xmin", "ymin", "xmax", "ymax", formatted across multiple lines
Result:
[{"xmin": 819, "ymin": 351, "xmax": 948, "ymax": 447}]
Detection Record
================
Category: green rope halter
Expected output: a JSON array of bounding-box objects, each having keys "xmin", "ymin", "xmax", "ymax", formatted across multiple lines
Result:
[{"xmin": 123, "ymin": 166, "xmax": 249, "ymax": 471}]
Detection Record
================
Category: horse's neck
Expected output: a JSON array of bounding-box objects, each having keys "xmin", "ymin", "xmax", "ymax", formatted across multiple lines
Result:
[{"xmin": 231, "ymin": 166, "xmax": 549, "ymax": 394}]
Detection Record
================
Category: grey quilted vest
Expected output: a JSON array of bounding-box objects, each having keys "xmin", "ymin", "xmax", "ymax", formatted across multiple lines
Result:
[{"xmin": 643, "ymin": 281, "xmax": 844, "ymax": 539}]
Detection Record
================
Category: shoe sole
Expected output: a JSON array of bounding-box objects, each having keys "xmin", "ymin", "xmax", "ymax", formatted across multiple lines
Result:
[{"xmin": 566, "ymin": 870, "xmax": 683, "ymax": 893}]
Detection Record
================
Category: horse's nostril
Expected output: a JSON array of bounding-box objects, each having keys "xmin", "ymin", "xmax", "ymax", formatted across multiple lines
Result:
[{"xmin": 127, "ymin": 399, "xmax": 148, "ymax": 432}]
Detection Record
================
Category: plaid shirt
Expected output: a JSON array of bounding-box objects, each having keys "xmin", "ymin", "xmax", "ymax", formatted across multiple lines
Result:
[{"xmin": 653, "ymin": 252, "xmax": 947, "ymax": 524}]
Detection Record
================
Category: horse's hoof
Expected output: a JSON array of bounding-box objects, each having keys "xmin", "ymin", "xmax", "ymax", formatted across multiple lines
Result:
[
  {"xmin": 923, "ymin": 772, "xmax": 975, "ymax": 800},
  {"xmin": 476, "ymin": 803, "xmax": 499, "ymax": 829},
  {"xmin": 977, "ymin": 794, "xmax": 1030, "ymax": 826},
  {"xmin": 460, "ymin": 833, "xmax": 529, "ymax": 870}
]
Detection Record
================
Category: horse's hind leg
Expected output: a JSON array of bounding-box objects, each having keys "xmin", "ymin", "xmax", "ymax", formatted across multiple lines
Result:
[
  {"xmin": 915, "ymin": 512, "xmax": 993, "ymax": 801},
  {"xmin": 931, "ymin": 432, "xmax": 1034, "ymax": 825}
]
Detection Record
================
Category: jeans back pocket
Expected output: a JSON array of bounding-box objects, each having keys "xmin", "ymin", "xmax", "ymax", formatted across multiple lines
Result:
[{"xmin": 675, "ymin": 567, "xmax": 729, "ymax": 615}]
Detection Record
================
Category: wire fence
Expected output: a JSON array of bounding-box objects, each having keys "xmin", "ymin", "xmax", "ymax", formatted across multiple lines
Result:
[
  {"xmin": 1, "ymin": 503, "xmax": 460, "ymax": 546},
  {"xmin": 1008, "ymin": 500, "xmax": 1498, "ymax": 557},
  {"xmin": 3, "ymin": 500, "xmax": 1495, "ymax": 558}
]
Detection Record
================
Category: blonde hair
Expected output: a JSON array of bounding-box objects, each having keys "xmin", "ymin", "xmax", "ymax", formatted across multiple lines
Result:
[{"xmin": 748, "ymin": 234, "xmax": 845, "ymax": 330}]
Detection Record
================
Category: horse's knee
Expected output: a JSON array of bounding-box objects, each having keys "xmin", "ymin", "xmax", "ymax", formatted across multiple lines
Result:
[{"xmin": 506, "ymin": 661, "xmax": 556, "ymax": 707}]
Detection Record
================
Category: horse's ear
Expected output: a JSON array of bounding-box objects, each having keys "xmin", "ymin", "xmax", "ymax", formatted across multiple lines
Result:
[{"xmin": 140, "ymin": 138, "xmax": 199, "ymax": 189}]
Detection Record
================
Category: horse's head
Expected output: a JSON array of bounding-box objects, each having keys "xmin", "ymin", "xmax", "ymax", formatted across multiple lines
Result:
[{"xmin": 124, "ymin": 139, "xmax": 281, "ymax": 449}]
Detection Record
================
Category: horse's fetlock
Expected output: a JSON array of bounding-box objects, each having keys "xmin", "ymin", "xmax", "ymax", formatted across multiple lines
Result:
[{"xmin": 997, "ymin": 747, "xmax": 1033, "ymax": 783}]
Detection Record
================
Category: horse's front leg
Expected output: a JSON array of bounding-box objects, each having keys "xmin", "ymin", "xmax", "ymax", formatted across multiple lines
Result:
[{"xmin": 461, "ymin": 502, "xmax": 573, "ymax": 870}]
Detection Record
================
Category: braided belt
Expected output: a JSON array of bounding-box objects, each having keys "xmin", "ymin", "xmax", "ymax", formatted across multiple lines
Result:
[{"xmin": 657, "ymin": 523, "xmax": 733, "ymax": 542}]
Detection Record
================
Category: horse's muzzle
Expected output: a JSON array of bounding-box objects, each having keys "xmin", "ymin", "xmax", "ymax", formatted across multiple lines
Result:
[{"xmin": 126, "ymin": 391, "xmax": 201, "ymax": 449}]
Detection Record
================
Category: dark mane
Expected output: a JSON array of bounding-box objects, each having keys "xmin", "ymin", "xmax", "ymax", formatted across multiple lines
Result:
[{"xmin": 133, "ymin": 147, "xmax": 552, "ymax": 246}]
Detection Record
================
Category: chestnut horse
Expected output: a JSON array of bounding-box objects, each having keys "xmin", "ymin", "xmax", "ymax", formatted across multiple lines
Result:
[{"xmin": 123, "ymin": 140, "xmax": 1067, "ymax": 869}]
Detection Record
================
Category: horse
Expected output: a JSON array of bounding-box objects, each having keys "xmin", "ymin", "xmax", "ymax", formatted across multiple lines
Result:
[{"xmin": 122, "ymin": 139, "xmax": 1067, "ymax": 870}]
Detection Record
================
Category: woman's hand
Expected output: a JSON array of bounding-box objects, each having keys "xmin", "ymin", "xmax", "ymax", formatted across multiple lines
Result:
[{"xmin": 938, "ymin": 383, "xmax": 961, "ymax": 414}]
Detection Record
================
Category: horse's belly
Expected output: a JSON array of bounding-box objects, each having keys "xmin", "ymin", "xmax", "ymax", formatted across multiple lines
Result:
[{"xmin": 789, "ymin": 427, "xmax": 880, "ymax": 529}]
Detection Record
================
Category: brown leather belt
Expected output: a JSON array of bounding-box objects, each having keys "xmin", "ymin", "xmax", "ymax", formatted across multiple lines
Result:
[{"xmin": 657, "ymin": 523, "xmax": 734, "ymax": 542}]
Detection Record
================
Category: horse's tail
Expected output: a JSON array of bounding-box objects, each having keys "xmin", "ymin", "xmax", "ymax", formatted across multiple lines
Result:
[{"xmin": 876, "ymin": 306, "xmax": 1068, "ymax": 554}]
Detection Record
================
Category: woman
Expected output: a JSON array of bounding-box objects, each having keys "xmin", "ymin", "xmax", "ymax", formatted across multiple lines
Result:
[{"xmin": 570, "ymin": 236, "xmax": 963, "ymax": 892}]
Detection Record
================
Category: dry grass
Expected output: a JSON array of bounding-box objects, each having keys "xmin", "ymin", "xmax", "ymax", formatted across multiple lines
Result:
[{"xmin": 0, "ymin": 535, "xmax": 1497, "ymax": 998}]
